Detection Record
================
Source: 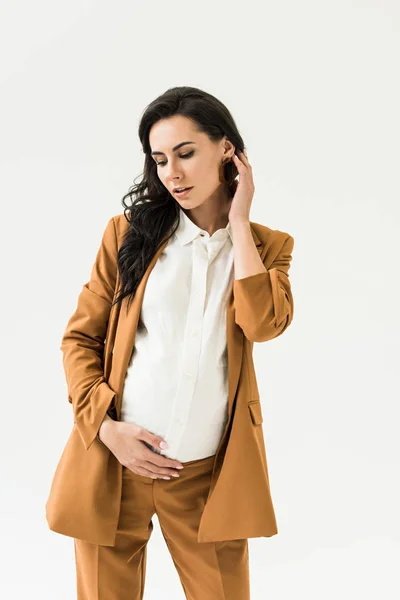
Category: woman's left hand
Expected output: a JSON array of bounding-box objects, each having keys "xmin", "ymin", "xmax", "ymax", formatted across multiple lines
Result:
[{"xmin": 228, "ymin": 149, "xmax": 255, "ymax": 223}]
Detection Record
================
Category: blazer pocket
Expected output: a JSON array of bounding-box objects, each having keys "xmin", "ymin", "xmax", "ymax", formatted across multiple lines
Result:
[{"xmin": 248, "ymin": 400, "xmax": 263, "ymax": 425}]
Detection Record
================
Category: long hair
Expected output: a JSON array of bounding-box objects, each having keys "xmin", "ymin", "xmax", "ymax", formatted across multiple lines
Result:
[{"xmin": 113, "ymin": 86, "xmax": 246, "ymax": 312}]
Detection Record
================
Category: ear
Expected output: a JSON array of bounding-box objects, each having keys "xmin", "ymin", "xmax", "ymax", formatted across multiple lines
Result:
[{"xmin": 222, "ymin": 136, "xmax": 236, "ymax": 159}]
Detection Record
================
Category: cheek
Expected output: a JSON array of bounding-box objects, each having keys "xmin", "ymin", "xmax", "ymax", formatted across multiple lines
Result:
[
  {"xmin": 157, "ymin": 168, "xmax": 168, "ymax": 185},
  {"xmin": 191, "ymin": 157, "xmax": 216, "ymax": 182}
]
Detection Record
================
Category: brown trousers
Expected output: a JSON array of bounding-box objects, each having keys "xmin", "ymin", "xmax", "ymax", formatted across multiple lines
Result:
[{"xmin": 74, "ymin": 453, "xmax": 250, "ymax": 599}]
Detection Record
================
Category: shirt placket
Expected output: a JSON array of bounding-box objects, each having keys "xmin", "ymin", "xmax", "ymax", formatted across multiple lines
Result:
[{"xmin": 164, "ymin": 235, "xmax": 209, "ymax": 451}]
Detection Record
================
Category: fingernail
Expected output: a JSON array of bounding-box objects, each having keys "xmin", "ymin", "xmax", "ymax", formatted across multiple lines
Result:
[{"xmin": 160, "ymin": 441, "xmax": 168, "ymax": 449}]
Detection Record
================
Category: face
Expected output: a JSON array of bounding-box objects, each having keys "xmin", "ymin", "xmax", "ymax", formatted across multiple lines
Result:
[{"xmin": 149, "ymin": 114, "xmax": 234, "ymax": 209}]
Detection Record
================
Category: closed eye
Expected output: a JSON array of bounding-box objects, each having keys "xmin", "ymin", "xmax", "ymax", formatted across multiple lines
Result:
[{"xmin": 155, "ymin": 151, "xmax": 194, "ymax": 167}]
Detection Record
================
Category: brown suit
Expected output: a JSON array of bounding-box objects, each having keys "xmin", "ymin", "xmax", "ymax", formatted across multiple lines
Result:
[{"xmin": 45, "ymin": 212, "xmax": 294, "ymax": 547}]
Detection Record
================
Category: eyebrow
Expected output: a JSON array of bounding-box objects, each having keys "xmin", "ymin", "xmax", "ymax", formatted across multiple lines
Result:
[{"xmin": 150, "ymin": 141, "xmax": 195, "ymax": 156}]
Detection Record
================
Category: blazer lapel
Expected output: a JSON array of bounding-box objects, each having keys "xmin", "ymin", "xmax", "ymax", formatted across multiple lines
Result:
[{"xmin": 109, "ymin": 224, "xmax": 264, "ymax": 420}]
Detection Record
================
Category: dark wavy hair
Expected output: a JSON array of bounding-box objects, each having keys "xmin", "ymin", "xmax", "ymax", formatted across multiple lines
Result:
[{"xmin": 113, "ymin": 86, "xmax": 246, "ymax": 312}]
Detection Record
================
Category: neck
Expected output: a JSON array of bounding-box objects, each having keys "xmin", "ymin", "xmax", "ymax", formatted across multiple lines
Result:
[{"xmin": 182, "ymin": 188, "xmax": 232, "ymax": 236}]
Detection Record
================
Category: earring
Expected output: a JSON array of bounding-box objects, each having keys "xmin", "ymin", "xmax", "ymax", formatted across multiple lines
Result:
[{"xmin": 219, "ymin": 157, "xmax": 237, "ymax": 186}]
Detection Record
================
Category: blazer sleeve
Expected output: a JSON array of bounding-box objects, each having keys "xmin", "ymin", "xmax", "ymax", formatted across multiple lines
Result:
[
  {"xmin": 233, "ymin": 233, "xmax": 294, "ymax": 343},
  {"xmin": 60, "ymin": 216, "xmax": 119, "ymax": 451}
]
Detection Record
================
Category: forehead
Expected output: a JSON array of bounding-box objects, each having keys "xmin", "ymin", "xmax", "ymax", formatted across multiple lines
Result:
[{"xmin": 149, "ymin": 115, "xmax": 199, "ymax": 150}]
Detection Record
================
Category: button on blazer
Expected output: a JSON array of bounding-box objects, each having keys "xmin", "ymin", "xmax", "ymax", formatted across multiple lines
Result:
[{"xmin": 45, "ymin": 212, "xmax": 295, "ymax": 546}]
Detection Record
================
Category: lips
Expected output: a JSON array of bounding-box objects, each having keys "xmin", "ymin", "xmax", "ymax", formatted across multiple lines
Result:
[{"xmin": 173, "ymin": 186, "xmax": 193, "ymax": 193}]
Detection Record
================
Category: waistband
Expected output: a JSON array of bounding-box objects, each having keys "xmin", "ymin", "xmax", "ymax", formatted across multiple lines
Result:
[
  {"xmin": 180, "ymin": 453, "xmax": 216, "ymax": 467},
  {"xmin": 122, "ymin": 453, "xmax": 216, "ymax": 483}
]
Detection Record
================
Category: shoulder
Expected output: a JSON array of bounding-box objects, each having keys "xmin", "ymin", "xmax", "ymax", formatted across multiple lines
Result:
[
  {"xmin": 106, "ymin": 212, "xmax": 130, "ymax": 244},
  {"xmin": 109, "ymin": 212, "xmax": 130, "ymax": 231},
  {"xmin": 250, "ymin": 220, "xmax": 294, "ymax": 253}
]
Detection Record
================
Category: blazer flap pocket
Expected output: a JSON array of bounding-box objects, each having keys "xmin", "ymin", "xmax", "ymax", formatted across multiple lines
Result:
[{"xmin": 248, "ymin": 400, "xmax": 263, "ymax": 425}]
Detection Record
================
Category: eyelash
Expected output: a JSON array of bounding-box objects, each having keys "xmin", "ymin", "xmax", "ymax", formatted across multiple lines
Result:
[{"xmin": 155, "ymin": 151, "xmax": 194, "ymax": 167}]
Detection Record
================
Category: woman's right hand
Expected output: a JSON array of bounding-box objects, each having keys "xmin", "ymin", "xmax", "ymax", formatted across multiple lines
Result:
[{"xmin": 98, "ymin": 418, "xmax": 184, "ymax": 479}]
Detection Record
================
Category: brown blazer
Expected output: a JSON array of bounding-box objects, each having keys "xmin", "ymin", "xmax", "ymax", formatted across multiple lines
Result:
[{"xmin": 45, "ymin": 212, "xmax": 294, "ymax": 546}]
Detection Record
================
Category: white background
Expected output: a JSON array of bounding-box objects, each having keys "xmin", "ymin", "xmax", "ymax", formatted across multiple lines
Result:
[{"xmin": 0, "ymin": 1, "xmax": 399, "ymax": 598}]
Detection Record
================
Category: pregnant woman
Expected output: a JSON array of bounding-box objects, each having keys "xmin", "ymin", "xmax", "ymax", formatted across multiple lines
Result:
[{"xmin": 46, "ymin": 85, "xmax": 295, "ymax": 599}]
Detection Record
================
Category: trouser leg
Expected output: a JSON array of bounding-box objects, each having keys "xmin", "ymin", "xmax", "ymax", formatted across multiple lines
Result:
[
  {"xmin": 154, "ymin": 454, "xmax": 250, "ymax": 600},
  {"xmin": 74, "ymin": 466, "xmax": 155, "ymax": 600}
]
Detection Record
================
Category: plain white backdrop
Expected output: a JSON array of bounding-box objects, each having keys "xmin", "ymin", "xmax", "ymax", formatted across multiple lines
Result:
[{"xmin": 0, "ymin": 1, "xmax": 399, "ymax": 598}]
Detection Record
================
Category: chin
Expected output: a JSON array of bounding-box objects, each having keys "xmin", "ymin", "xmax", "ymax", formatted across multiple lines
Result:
[{"xmin": 178, "ymin": 198, "xmax": 199, "ymax": 208}]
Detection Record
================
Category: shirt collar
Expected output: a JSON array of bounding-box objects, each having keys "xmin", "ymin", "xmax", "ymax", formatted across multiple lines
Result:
[{"xmin": 174, "ymin": 206, "xmax": 233, "ymax": 246}]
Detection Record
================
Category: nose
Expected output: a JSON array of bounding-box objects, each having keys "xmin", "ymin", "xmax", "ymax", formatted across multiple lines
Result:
[{"xmin": 164, "ymin": 159, "xmax": 184, "ymax": 182}]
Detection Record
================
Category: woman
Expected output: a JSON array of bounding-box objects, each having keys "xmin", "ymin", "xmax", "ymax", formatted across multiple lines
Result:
[{"xmin": 45, "ymin": 86, "xmax": 295, "ymax": 599}]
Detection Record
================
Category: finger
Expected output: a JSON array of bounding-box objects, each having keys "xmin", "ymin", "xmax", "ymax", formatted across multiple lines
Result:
[
  {"xmin": 126, "ymin": 465, "xmax": 159, "ymax": 479},
  {"xmin": 142, "ymin": 460, "xmax": 181, "ymax": 477},
  {"xmin": 238, "ymin": 149, "xmax": 251, "ymax": 168},
  {"xmin": 233, "ymin": 153, "xmax": 251, "ymax": 175},
  {"xmin": 232, "ymin": 153, "xmax": 244, "ymax": 169},
  {"xmin": 137, "ymin": 428, "xmax": 169, "ymax": 452},
  {"xmin": 140, "ymin": 443, "xmax": 184, "ymax": 469},
  {"xmin": 138, "ymin": 431, "xmax": 183, "ymax": 468}
]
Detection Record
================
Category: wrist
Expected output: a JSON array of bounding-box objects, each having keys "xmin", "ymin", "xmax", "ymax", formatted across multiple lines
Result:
[
  {"xmin": 98, "ymin": 413, "xmax": 117, "ymax": 444},
  {"xmin": 229, "ymin": 216, "xmax": 250, "ymax": 229}
]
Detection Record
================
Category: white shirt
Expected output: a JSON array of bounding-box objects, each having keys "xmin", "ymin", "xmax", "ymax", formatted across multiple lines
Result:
[{"xmin": 120, "ymin": 206, "xmax": 234, "ymax": 462}]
